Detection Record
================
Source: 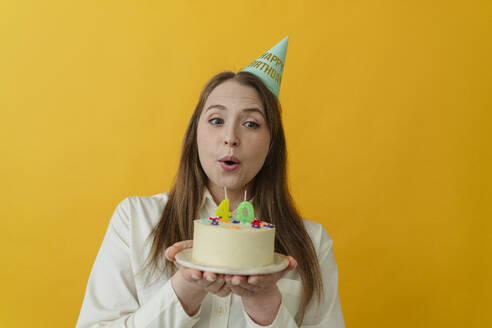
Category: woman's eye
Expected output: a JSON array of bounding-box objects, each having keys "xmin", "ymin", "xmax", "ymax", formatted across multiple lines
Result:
[
  {"xmin": 209, "ymin": 118, "xmax": 224, "ymax": 125},
  {"xmin": 244, "ymin": 121, "xmax": 260, "ymax": 129}
]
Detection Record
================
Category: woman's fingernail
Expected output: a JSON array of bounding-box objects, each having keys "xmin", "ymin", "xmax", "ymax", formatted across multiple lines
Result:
[
  {"xmin": 206, "ymin": 276, "xmax": 215, "ymax": 282},
  {"xmin": 192, "ymin": 274, "xmax": 200, "ymax": 280},
  {"xmin": 249, "ymin": 278, "xmax": 258, "ymax": 285}
]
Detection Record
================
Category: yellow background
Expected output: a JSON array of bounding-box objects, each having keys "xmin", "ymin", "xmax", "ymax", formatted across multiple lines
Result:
[{"xmin": 1, "ymin": 0, "xmax": 490, "ymax": 327}]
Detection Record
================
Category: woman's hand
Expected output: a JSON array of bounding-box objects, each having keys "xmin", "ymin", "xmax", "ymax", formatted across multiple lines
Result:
[
  {"xmin": 224, "ymin": 256, "xmax": 297, "ymax": 326},
  {"xmin": 165, "ymin": 240, "xmax": 232, "ymax": 316}
]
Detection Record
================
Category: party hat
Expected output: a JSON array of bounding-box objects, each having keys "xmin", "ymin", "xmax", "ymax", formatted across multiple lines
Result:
[{"xmin": 241, "ymin": 36, "xmax": 289, "ymax": 98}]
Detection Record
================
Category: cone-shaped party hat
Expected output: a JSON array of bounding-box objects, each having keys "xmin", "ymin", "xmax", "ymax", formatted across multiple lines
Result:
[{"xmin": 241, "ymin": 36, "xmax": 288, "ymax": 98}]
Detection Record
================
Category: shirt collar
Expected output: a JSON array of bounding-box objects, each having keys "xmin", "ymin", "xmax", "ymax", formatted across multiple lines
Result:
[
  {"xmin": 199, "ymin": 187, "xmax": 217, "ymax": 219},
  {"xmin": 201, "ymin": 187, "xmax": 216, "ymax": 208}
]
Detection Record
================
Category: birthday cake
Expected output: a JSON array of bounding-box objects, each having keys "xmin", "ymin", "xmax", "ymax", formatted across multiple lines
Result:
[{"xmin": 192, "ymin": 218, "xmax": 276, "ymax": 270}]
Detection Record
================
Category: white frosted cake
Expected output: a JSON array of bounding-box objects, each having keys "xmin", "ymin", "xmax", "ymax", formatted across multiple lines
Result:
[{"xmin": 192, "ymin": 218, "xmax": 276, "ymax": 269}]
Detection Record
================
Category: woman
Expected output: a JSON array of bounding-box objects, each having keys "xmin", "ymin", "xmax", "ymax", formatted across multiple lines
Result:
[{"xmin": 76, "ymin": 68, "xmax": 344, "ymax": 327}]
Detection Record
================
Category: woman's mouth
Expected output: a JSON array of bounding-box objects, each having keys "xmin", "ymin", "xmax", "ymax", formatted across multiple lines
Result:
[{"xmin": 219, "ymin": 156, "xmax": 240, "ymax": 172}]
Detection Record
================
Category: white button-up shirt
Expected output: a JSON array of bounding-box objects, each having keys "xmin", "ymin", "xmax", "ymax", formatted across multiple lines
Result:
[{"xmin": 76, "ymin": 190, "xmax": 345, "ymax": 327}]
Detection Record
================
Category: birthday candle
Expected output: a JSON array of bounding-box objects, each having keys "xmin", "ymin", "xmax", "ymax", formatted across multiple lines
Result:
[
  {"xmin": 237, "ymin": 190, "xmax": 254, "ymax": 224},
  {"xmin": 215, "ymin": 187, "xmax": 231, "ymax": 222}
]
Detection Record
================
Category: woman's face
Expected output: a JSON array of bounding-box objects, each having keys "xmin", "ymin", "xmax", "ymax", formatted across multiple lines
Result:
[{"xmin": 197, "ymin": 79, "xmax": 271, "ymax": 194}]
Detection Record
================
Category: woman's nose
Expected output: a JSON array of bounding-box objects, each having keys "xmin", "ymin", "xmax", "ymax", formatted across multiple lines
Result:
[
  {"xmin": 224, "ymin": 129, "xmax": 240, "ymax": 147},
  {"xmin": 224, "ymin": 136, "xmax": 239, "ymax": 147}
]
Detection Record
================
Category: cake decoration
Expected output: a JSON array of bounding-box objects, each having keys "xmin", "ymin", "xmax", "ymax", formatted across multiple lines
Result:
[
  {"xmin": 251, "ymin": 219, "xmax": 262, "ymax": 228},
  {"xmin": 238, "ymin": 190, "xmax": 255, "ymax": 223},
  {"xmin": 204, "ymin": 191, "xmax": 270, "ymax": 229},
  {"xmin": 215, "ymin": 187, "xmax": 232, "ymax": 222}
]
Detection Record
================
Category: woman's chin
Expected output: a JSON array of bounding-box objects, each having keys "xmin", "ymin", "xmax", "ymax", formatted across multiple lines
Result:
[{"xmin": 209, "ymin": 176, "xmax": 252, "ymax": 192}]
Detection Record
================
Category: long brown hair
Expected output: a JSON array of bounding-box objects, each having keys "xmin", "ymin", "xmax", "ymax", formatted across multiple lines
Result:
[{"xmin": 144, "ymin": 71, "xmax": 323, "ymax": 324}]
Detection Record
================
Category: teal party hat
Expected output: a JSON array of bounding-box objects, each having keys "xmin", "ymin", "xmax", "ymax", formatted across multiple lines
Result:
[{"xmin": 241, "ymin": 36, "xmax": 289, "ymax": 98}]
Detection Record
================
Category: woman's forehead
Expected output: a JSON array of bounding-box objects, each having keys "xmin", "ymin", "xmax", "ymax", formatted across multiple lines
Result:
[{"xmin": 205, "ymin": 80, "xmax": 263, "ymax": 110}]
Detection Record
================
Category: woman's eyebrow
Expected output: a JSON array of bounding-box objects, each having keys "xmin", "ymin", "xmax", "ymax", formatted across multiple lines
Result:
[
  {"xmin": 243, "ymin": 108, "xmax": 265, "ymax": 119},
  {"xmin": 205, "ymin": 104, "xmax": 265, "ymax": 118},
  {"xmin": 205, "ymin": 104, "xmax": 227, "ymax": 112}
]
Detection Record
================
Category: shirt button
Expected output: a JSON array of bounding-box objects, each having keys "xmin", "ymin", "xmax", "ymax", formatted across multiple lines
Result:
[{"xmin": 216, "ymin": 306, "xmax": 224, "ymax": 316}]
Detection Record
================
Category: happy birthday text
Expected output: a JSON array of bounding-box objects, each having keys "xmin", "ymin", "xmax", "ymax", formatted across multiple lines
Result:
[{"xmin": 245, "ymin": 52, "xmax": 284, "ymax": 85}]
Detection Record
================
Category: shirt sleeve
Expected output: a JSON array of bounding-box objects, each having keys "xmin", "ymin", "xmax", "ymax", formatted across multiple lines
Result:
[
  {"xmin": 241, "ymin": 224, "xmax": 345, "ymax": 328},
  {"xmin": 76, "ymin": 198, "xmax": 201, "ymax": 328}
]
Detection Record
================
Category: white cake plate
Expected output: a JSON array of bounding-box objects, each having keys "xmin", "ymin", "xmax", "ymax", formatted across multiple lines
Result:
[{"xmin": 174, "ymin": 248, "xmax": 290, "ymax": 275}]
